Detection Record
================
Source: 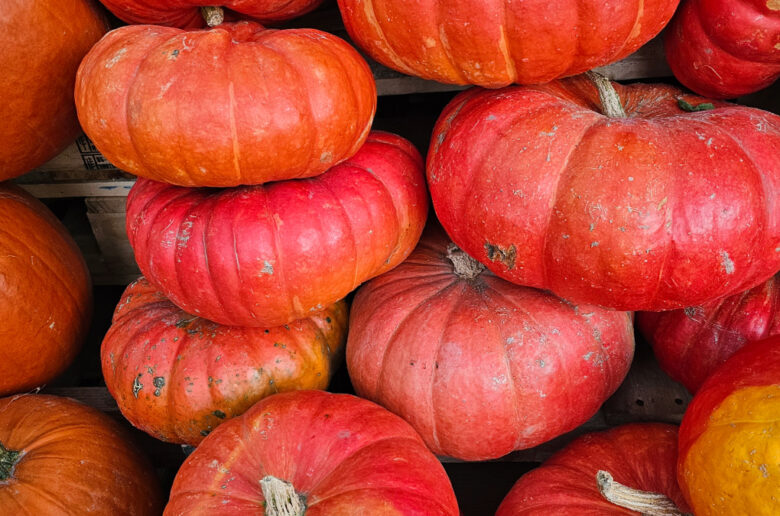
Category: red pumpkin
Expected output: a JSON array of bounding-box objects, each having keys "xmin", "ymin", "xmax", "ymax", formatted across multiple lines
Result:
[
  {"xmin": 165, "ymin": 390, "xmax": 459, "ymax": 515},
  {"xmin": 99, "ymin": 0, "xmax": 323, "ymax": 28},
  {"xmin": 76, "ymin": 21, "xmax": 376, "ymax": 187},
  {"xmin": 428, "ymin": 74, "xmax": 780, "ymax": 311},
  {"xmin": 127, "ymin": 131, "xmax": 427, "ymax": 327},
  {"xmin": 0, "ymin": 184, "xmax": 92, "ymax": 396},
  {"xmin": 337, "ymin": 0, "xmax": 679, "ymax": 87},
  {"xmin": 0, "ymin": 394, "xmax": 164, "ymax": 514},
  {"xmin": 497, "ymin": 424, "xmax": 690, "ymax": 515},
  {"xmin": 678, "ymin": 335, "xmax": 780, "ymax": 515},
  {"xmin": 639, "ymin": 273, "xmax": 780, "ymax": 393},
  {"xmin": 665, "ymin": 0, "xmax": 780, "ymax": 99},
  {"xmin": 347, "ymin": 226, "xmax": 634, "ymax": 461},
  {"xmin": 1, "ymin": 0, "xmax": 107, "ymax": 180},
  {"xmin": 102, "ymin": 277, "xmax": 347, "ymax": 446}
]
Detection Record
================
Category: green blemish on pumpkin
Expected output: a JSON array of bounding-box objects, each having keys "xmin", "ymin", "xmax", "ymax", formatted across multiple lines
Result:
[
  {"xmin": 326, "ymin": 317, "xmax": 332, "ymax": 324},
  {"xmin": 0, "ymin": 441, "xmax": 21, "ymax": 481},
  {"xmin": 153, "ymin": 377, "xmax": 165, "ymax": 397},
  {"xmin": 213, "ymin": 410, "xmax": 226, "ymax": 419}
]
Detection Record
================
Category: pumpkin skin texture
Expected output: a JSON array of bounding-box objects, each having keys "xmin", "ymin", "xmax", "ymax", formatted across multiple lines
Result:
[
  {"xmin": 99, "ymin": 0, "xmax": 323, "ymax": 27},
  {"xmin": 496, "ymin": 424, "xmax": 690, "ymax": 515},
  {"xmin": 337, "ymin": 0, "xmax": 679, "ymax": 87},
  {"xmin": 0, "ymin": 184, "xmax": 92, "ymax": 396},
  {"xmin": 638, "ymin": 273, "xmax": 780, "ymax": 393},
  {"xmin": 1, "ymin": 0, "xmax": 107, "ymax": 180},
  {"xmin": 678, "ymin": 335, "xmax": 780, "ymax": 515},
  {"xmin": 164, "ymin": 390, "xmax": 459, "ymax": 515},
  {"xmin": 0, "ymin": 394, "xmax": 164, "ymax": 515},
  {"xmin": 347, "ymin": 226, "xmax": 634, "ymax": 461},
  {"xmin": 75, "ymin": 21, "xmax": 376, "ymax": 187},
  {"xmin": 101, "ymin": 277, "xmax": 347, "ymax": 446},
  {"xmin": 127, "ymin": 131, "xmax": 427, "ymax": 327},
  {"xmin": 664, "ymin": 0, "xmax": 780, "ymax": 99},
  {"xmin": 428, "ymin": 76, "xmax": 780, "ymax": 312}
]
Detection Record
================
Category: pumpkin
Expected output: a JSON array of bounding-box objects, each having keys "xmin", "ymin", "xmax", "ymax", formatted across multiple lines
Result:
[
  {"xmin": 75, "ymin": 20, "xmax": 376, "ymax": 187},
  {"xmin": 638, "ymin": 273, "xmax": 780, "ymax": 393},
  {"xmin": 127, "ymin": 131, "xmax": 428, "ymax": 327},
  {"xmin": 1, "ymin": 0, "xmax": 107, "ymax": 180},
  {"xmin": 427, "ymin": 73, "xmax": 780, "ymax": 312},
  {"xmin": 496, "ymin": 424, "xmax": 691, "ymax": 515},
  {"xmin": 678, "ymin": 334, "xmax": 780, "ymax": 515},
  {"xmin": 102, "ymin": 277, "xmax": 347, "ymax": 446},
  {"xmin": 0, "ymin": 394, "xmax": 164, "ymax": 514},
  {"xmin": 347, "ymin": 225, "xmax": 634, "ymax": 461},
  {"xmin": 337, "ymin": 0, "xmax": 679, "ymax": 87},
  {"xmin": 99, "ymin": 1, "xmax": 323, "ymax": 28},
  {"xmin": 164, "ymin": 390, "xmax": 459, "ymax": 515},
  {"xmin": 0, "ymin": 184, "xmax": 92, "ymax": 396},
  {"xmin": 664, "ymin": 0, "xmax": 780, "ymax": 99}
]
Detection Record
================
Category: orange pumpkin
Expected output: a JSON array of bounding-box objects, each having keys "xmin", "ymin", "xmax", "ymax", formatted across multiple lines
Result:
[
  {"xmin": 678, "ymin": 335, "xmax": 780, "ymax": 515},
  {"xmin": 0, "ymin": 184, "xmax": 92, "ymax": 396},
  {"xmin": 0, "ymin": 394, "xmax": 164, "ymax": 514},
  {"xmin": 1, "ymin": 0, "xmax": 107, "ymax": 180},
  {"xmin": 102, "ymin": 277, "xmax": 347, "ymax": 445}
]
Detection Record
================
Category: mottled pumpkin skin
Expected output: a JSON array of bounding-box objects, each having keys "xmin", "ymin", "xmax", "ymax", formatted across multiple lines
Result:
[
  {"xmin": 101, "ymin": 278, "xmax": 346, "ymax": 446},
  {"xmin": 665, "ymin": 0, "xmax": 780, "ymax": 99},
  {"xmin": 1, "ymin": 0, "xmax": 107, "ymax": 180},
  {"xmin": 428, "ymin": 76, "xmax": 780, "ymax": 311},
  {"xmin": 165, "ymin": 390, "xmax": 459, "ymax": 515},
  {"xmin": 99, "ymin": 0, "xmax": 323, "ymax": 27},
  {"xmin": 678, "ymin": 335, "xmax": 780, "ymax": 515},
  {"xmin": 497, "ymin": 424, "xmax": 690, "ymax": 515},
  {"xmin": 0, "ymin": 184, "xmax": 92, "ymax": 396},
  {"xmin": 127, "ymin": 132, "xmax": 428, "ymax": 327},
  {"xmin": 347, "ymin": 226, "xmax": 634, "ymax": 461},
  {"xmin": 338, "ymin": 0, "xmax": 679, "ymax": 87},
  {"xmin": 76, "ymin": 21, "xmax": 376, "ymax": 187},
  {"xmin": 639, "ymin": 274, "xmax": 780, "ymax": 393},
  {"xmin": 0, "ymin": 394, "xmax": 164, "ymax": 515}
]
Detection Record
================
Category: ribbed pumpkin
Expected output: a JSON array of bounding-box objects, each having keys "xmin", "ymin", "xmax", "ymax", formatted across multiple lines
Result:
[
  {"xmin": 127, "ymin": 131, "xmax": 428, "ymax": 327},
  {"xmin": 497, "ymin": 424, "xmax": 690, "ymax": 515},
  {"xmin": 428, "ymin": 74, "xmax": 780, "ymax": 311},
  {"xmin": 75, "ymin": 21, "xmax": 376, "ymax": 187},
  {"xmin": 678, "ymin": 335, "xmax": 780, "ymax": 515},
  {"xmin": 0, "ymin": 394, "xmax": 164, "ymax": 514},
  {"xmin": 665, "ymin": 0, "xmax": 780, "ymax": 98},
  {"xmin": 1, "ymin": 0, "xmax": 107, "ymax": 180},
  {"xmin": 0, "ymin": 184, "xmax": 92, "ymax": 396},
  {"xmin": 337, "ymin": 0, "xmax": 679, "ymax": 87},
  {"xmin": 99, "ymin": 0, "xmax": 323, "ymax": 27},
  {"xmin": 101, "ymin": 277, "xmax": 347, "ymax": 446},
  {"xmin": 639, "ymin": 273, "xmax": 780, "ymax": 393},
  {"xmin": 165, "ymin": 390, "xmax": 459, "ymax": 515},
  {"xmin": 347, "ymin": 226, "xmax": 634, "ymax": 461}
]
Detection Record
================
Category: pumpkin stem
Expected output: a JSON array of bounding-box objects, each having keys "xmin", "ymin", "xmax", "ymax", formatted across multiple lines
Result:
[
  {"xmin": 597, "ymin": 471, "xmax": 691, "ymax": 516},
  {"xmin": 260, "ymin": 475, "xmax": 306, "ymax": 516},
  {"xmin": 585, "ymin": 71, "xmax": 627, "ymax": 118},
  {"xmin": 446, "ymin": 243, "xmax": 486, "ymax": 280},
  {"xmin": 201, "ymin": 6, "xmax": 225, "ymax": 27},
  {"xmin": 0, "ymin": 440, "xmax": 21, "ymax": 481}
]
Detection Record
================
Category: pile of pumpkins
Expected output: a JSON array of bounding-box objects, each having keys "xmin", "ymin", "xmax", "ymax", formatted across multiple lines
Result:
[{"xmin": 0, "ymin": 0, "xmax": 778, "ymax": 514}]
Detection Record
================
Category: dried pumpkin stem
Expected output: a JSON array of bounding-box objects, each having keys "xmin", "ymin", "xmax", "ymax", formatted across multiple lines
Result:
[
  {"xmin": 261, "ymin": 475, "xmax": 306, "ymax": 516},
  {"xmin": 446, "ymin": 243, "xmax": 485, "ymax": 280},
  {"xmin": 0, "ymin": 440, "xmax": 20, "ymax": 481},
  {"xmin": 597, "ymin": 471, "xmax": 691, "ymax": 516},
  {"xmin": 585, "ymin": 71, "xmax": 627, "ymax": 118},
  {"xmin": 201, "ymin": 6, "xmax": 225, "ymax": 27}
]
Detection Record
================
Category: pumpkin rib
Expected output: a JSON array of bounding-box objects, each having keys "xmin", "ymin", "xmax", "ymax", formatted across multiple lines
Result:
[{"xmin": 320, "ymin": 176, "xmax": 362, "ymax": 290}]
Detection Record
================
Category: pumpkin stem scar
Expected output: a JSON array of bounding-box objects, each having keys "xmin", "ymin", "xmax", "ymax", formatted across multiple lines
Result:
[
  {"xmin": 260, "ymin": 475, "xmax": 306, "ymax": 516},
  {"xmin": 0, "ymin": 440, "xmax": 21, "ymax": 481},
  {"xmin": 585, "ymin": 71, "xmax": 627, "ymax": 118},
  {"xmin": 597, "ymin": 471, "xmax": 690, "ymax": 515},
  {"xmin": 201, "ymin": 6, "xmax": 225, "ymax": 27},
  {"xmin": 446, "ymin": 243, "xmax": 486, "ymax": 280}
]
